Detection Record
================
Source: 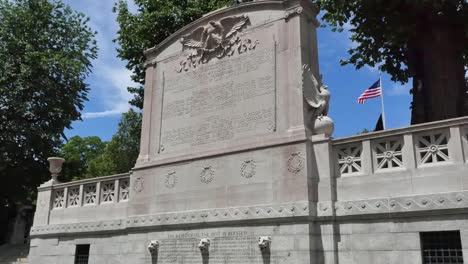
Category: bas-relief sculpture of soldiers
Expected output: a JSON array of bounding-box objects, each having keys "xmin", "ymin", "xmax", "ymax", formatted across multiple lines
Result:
[{"xmin": 302, "ymin": 64, "xmax": 334, "ymax": 137}]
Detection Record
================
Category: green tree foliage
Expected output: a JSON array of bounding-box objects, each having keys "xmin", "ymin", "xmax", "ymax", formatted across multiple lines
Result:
[
  {"xmin": 0, "ymin": 0, "xmax": 98, "ymax": 204},
  {"xmin": 59, "ymin": 136, "xmax": 107, "ymax": 181},
  {"xmin": 87, "ymin": 110, "xmax": 142, "ymax": 177},
  {"xmin": 113, "ymin": 0, "xmax": 233, "ymax": 109},
  {"xmin": 314, "ymin": 0, "xmax": 467, "ymax": 123}
]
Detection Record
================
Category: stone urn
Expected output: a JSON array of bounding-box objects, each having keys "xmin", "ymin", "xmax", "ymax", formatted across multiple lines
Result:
[
  {"xmin": 47, "ymin": 157, "xmax": 65, "ymax": 183},
  {"xmin": 314, "ymin": 116, "xmax": 334, "ymax": 137}
]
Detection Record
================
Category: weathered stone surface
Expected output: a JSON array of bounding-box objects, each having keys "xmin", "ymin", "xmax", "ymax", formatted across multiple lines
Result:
[{"xmin": 28, "ymin": 0, "xmax": 468, "ymax": 263}]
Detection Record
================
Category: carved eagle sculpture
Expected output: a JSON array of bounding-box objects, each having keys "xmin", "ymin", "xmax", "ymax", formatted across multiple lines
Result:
[
  {"xmin": 302, "ymin": 64, "xmax": 331, "ymax": 125},
  {"xmin": 180, "ymin": 15, "xmax": 249, "ymax": 54}
]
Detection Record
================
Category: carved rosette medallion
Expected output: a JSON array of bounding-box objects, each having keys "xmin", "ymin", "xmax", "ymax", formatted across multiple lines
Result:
[
  {"xmin": 200, "ymin": 166, "xmax": 215, "ymax": 184},
  {"xmin": 165, "ymin": 171, "xmax": 177, "ymax": 189},
  {"xmin": 134, "ymin": 176, "xmax": 144, "ymax": 193},
  {"xmin": 177, "ymin": 15, "xmax": 259, "ymax": 72},
  {"xmin": 287, "ymin": 152, "xmax": 305, "ymax": 174},
  {"xmin": 240, "ymin": 160, "xmax": 256, "ymax": 178}
]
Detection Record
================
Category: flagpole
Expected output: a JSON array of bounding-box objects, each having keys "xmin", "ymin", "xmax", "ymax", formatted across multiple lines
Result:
[{"xmin": 380, "ymin": 72, "xmax": 387, "ymax": 130}]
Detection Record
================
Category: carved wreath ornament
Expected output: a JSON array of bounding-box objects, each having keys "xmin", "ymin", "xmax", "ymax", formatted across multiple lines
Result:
[
  {"xmin": 240, "ymin": 159, "xmax": 256, "ymax": 178},
  {"xmin": 177, "ymin": 15, "xmax": 259, "ymax": 72},
  {"xmin": 165, "ymin": 171, "xmax": 177, "ymax": 189},
  {"xmin": 287, "ymin": 152, "xmax": 305, "ymax": 174},
  {"xmin": 134, "ymin": 176, "xmax": 144, "ymax": 193},
  {"xmin": 200, "ymin": 166, "xmax": 215, "ymax": 184}
]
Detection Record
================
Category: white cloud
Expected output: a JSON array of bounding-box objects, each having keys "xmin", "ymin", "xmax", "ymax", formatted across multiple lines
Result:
[
  {"xmin": 82, "ymin": 67, "xmax": 136, "ymax": 119},
  {"xmin": 387, "ymin": 84, "xmax": 411, "ymax": 96},
  {"xmin": 63, "ymin": 0, "xmax": 138, "ymax": 119}
]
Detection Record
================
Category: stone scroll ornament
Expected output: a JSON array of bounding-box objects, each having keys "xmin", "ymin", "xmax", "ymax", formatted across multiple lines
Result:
[
  {"xmin": 177, "ymin": 15, "xmax": 259, "ymax": 72},
  {"xmin": 302, "ymin": 64, "xmax": 334, "ymax": 137}
]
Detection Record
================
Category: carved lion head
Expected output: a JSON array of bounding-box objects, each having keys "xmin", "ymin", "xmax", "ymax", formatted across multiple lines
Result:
[
  {"xmin": 147, "ymin": 240, "xmax": 160, "ymax": 254},
  {"xmin": 258, "ymin": 236, "xmax": 271, "ymax": 250},
  {"xmin": 198, "ymin": 238, "xmax": 211, "ymax": 251}
]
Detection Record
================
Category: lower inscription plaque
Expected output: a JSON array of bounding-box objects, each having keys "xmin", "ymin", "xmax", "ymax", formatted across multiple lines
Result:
[
  {"xmin": 160, "ymin": 45, "xmax": 276, "ymax": 153},
  {"xmin": 154, "ymin": 230, "xmax": 287, "ymax": 264}
]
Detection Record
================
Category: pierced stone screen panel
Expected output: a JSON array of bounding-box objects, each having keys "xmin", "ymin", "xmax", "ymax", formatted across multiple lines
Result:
[{"xmin": 159, "ymin": 45, "xmax": 276, "ymax": 154}]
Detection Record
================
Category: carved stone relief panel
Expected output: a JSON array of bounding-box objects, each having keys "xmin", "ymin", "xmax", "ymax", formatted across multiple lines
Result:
[
  {"xmin": 372, "ymin": 137, "xmax": 404, "ymax": 171},
  {"xmin": 177, "ymin": 15, "xmax": 259, "ymax": 72},
  {"xmin": 240, "ymin": 159, "xmax": 256, "ymax": 178},
  {"xmin": 336, "ymin": 144, "xmax": 363, "ymax": 176},
  {"xmin": 165, "ymin": 171, "xmax": 177, "ymax": 189},
  {"xmin": 84, "ymin": 184, "xmax": 97, "ymax": 205},
  {"xmin": 119, "ymin": 179, "xmax": 130, "ymax": 201},
  {"xmin": 52, "ymin": 189, "xmax": 64, "ymax": 209},
  {"xmin": 415, "ymin": 130, "xmax": 450, "ymax": 166},
  {"xmin": 100, "ymin": 181, "xmax": 116, "ymax": 203},
  {"xmin": 200, "ymin": 166, "xmax": 215, "ymax": 184},
  {"xmin": 287, "ymin": 152, "xmax": 305, "ymax": 174},
  {"xmin": 134, "ymin": 176, "xmax": 144, "ymax": 193},
  {"xmin": 67, "ymin": 187, "xmax": 80, "ymax": 207}
]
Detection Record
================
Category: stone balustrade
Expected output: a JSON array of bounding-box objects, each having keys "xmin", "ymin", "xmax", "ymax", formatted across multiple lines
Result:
[
  {"xmin": 33, "ymin": 173, "xmax": 131, "ymax": 227},
  {"xmin": 332, "ymin": 116, "xmax": 468, "ymax": 178},
  {"xmin": 49, "ymin": 173, "xmax": 130, "ymax": 209}
]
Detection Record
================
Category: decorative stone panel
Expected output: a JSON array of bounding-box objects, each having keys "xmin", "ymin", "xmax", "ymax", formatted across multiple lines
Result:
[
  {"xmin": 84, "ymin": 184, "xmax": 97, "ymax": 205},
  {"xmin": 52, "ymin": 189, "xmax": 65, "ymax": 209},
  {"xmin": 67, "ymin": 187, "xmax": 80, "ymax": 207},
  {"xmin": 119, "ymin": 179, "xmax": 130, "ymax": 201},
  {"xmin": 336, "ymin": 144, "xmax": 363, "ymax": 176},
  {"xmin": 101, "ymin": 181, "xmax": 116, "ymax": 203},
  {"xmin": 415, "ymin": 130, "xmax": 450, "ymax": 166},
  {"xmin": 372, "ymin": 137, "xmax": 404, "ymax": 171}
]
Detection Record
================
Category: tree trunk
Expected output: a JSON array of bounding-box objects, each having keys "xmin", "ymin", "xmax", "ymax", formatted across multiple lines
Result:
[{"xmin": 410, "ymin": 17, "xmax": 467, "ymax": 124}]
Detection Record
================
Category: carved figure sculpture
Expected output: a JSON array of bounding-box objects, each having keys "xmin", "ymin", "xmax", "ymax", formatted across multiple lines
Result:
[
  {"xmin": 302, "ymin": 64, "xmax": 334, "ymax": 137},
  {"xmin": 180, "ymin": 15, "xmax": 249, "ymax": 62},
  {"xmin": 147, "ymin": 240, "xmax": 159, "ymax": 254},
  {"xmin": 198, "ymin": 238, "xmax": 211, "ymax": 252},
  {"xmin": 258, "ymin": 236, "xmax": 272, "ymax": 250}
]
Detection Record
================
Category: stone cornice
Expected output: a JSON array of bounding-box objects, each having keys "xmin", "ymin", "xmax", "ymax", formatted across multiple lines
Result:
[
  {"xmin": 30, "ymin": 201, "xmax": 311, "ymax": 237},
  {"xmin": 318, "ymin": 191, "xmax": 468, "ymax": 217},
  {"xmin": 30, "ymin": 191, "xmax": 468, "ymax": 237}
]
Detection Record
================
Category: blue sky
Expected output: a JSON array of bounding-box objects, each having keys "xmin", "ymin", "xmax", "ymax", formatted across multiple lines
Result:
[{"xmin": 63, "ymin": 1, "xmax": 412, "ymax": 141}]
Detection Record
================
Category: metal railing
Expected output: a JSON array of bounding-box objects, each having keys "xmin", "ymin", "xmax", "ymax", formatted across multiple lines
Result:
[{"xmin": 422, "ymin": 249, "xmax": 463, "ymax": 264}]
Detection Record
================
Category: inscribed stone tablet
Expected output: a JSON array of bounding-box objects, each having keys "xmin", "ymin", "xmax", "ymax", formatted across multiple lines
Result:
[
  {"xmin": 156, "ymin": 230, "xmax": 287, "ymax": 264},
  {"xmin": 159, "ymin": 45, "xmax": 276, "ymax": 153}
]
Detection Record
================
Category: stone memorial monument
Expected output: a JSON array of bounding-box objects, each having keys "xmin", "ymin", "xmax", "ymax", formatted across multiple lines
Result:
[{"xmin": 28, "ymin": 0, "xmax": 468, "ymax": 263}]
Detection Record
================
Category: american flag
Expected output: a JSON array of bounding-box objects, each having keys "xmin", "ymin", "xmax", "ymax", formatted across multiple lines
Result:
[{"xmin": 357, "ymin": 79, "xmax": 382, "ymax": 104}]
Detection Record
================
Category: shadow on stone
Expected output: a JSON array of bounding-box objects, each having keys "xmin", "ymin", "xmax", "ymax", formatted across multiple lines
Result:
[
  {"xmin": 261, "ymin": 248, "xmax": 271, "ymax": 264},
  {"xmin": 201, "ymin": 251, "xmax": 209, "ymax": 264},
  {"xmin": 150, "ymin": 252, "xmax": 158, "ymax": 264}
]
